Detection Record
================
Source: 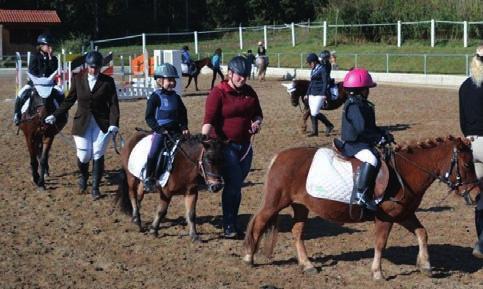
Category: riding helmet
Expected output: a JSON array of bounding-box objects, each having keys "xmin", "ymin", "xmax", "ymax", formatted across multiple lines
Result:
[
  {"xmin": 228, "ymin": 56, "xmax": 250, "ymax": 77},
  {"xmin": 182, "ymin": 45, "xmax": 189, "ymax": 51},
  {"xmin": 343, "ymin": 68, "xmax": 377, "ymax": 89},
  {"xmin": 37, "ymin": 34, "xmax": 54, "ymax": 45},
  {"xmin": 306, "ymin": 53, "xmax": 319, "ymax": 64},
  {"xmin": 319, "ymin": 50, "xmax": 331, "ymax": 61},
  {"xmin": 85, "ymin": 51, "xmax": 103, "ymax": 68},
  {"xmin": 154, "ymin": 63, "xmax": 179, "ymax": 79}
]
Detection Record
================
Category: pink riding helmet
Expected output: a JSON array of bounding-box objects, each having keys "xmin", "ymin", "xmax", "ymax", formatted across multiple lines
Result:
[{"xmin": 343, "ymin": 68, "xmax": 377, "ymax": 89}]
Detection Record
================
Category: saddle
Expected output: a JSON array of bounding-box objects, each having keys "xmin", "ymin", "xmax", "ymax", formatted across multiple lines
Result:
[{"xmin": 332, "ymin": 139, "xmax": 389, "ymax": 200}]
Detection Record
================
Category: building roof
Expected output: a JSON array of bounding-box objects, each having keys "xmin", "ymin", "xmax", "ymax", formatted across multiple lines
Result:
[{"xmin": 0, "ymin": 9, "xmax": 61, "ymax": 24}]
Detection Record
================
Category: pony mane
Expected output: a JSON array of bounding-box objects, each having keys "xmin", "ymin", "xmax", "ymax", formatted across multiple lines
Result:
[{"xmin": 393, "ymin": 135, "xmax": 461, "ymax": 153}]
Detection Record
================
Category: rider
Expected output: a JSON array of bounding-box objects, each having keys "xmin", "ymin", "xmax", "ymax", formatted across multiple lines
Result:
[
  {"xmin": 144, "ymin": 63, "xmax": 189, "ymax": 192},
  {"xmin": 339, "ymin": 68, "xmax": 394, "ymax": 211},
  {"xmin": 245, "ymin": 49, "xmax": 255, "ymax": 80},
  {"xmin": 181, "ymin": 45, "xmax": 195, "ymax": 75},
  {"xmin": 13, "ymin": 33, "xmax": 59, "ymax": 125},
  {"xmin": 305, "ymin": 53, "xmax": 334, "ymax": 137}
]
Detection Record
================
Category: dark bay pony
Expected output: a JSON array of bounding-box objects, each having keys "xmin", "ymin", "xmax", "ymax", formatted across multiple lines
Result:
[
  {"xmin": 282, "ymin": 80, "xmax": 347, "ymax": 132},
  {"xmin": 243, "ymin": 136, "xmax": 478, "ymax": 280},
  {"xmin": 19, "ymin": 76, "xmax": 66, "ymax": 190},
  {"xmin": 116, "ymin": 132, "xmax": 224, "ymax": 241},
  {"xmin": 183, "ymin": 57, "xmax": 212, "ymax": 91}
]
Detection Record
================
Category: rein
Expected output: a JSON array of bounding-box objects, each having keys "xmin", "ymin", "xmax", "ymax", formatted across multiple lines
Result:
[{"xmin": 391, "ymin": 145, "xmax": 479, "ymax": 201}]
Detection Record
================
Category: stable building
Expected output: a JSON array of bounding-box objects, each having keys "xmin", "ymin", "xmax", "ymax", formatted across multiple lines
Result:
[{"xmin": 0, "ymin": 9, "xmax": 61, "ymax": 59}]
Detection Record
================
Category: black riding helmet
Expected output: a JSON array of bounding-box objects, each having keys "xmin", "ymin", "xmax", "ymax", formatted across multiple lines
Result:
[
  {"xmin": 306, "ymin": 53, "xmax": 319, "ymax": 64},
  {"xmin": 85, "ymin": 51, "xmax": 103, "ymax": 68},
  {"xmin": 228, "ymin": 56, "xmax": 250, "ymax": 77},
  {"xmin": 37, "ymin": 34, "xmax": 54, "ymax": 45},
  {"xmin": 319, "ymin": 50, "xmax": 331, "ymax": 61}
]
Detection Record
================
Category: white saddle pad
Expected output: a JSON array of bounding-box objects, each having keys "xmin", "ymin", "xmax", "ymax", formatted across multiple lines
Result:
[
  {"xmin": 127, "ymin": 134, "xmax": 170, "ymax": 188},
  {"xmin": 181, "ymin": 64, "xmax": 188, "ymax": 74},
  {"xmin": 306, "ymin": 148, "xmax": 355, "ymax": 204}
]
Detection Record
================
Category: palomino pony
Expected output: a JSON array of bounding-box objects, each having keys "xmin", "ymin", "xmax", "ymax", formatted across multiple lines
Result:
[
  {"xmin": 183, "ymin": 57, "xmax": 212, "ymax": 91},
  {"xmin": 19, "ymin": 74, "xmax": 66, "ymax": 190},
  {"xmin": 282, "ymin": 80, "xmax": 347, "ymax": 133},
  {"xmin": 243, "ymin": 136, "xmax": 478, "ymax": 280},
  {"xmin": 116, "ymin": 132, "xmax": 224, "ymax": 241}
]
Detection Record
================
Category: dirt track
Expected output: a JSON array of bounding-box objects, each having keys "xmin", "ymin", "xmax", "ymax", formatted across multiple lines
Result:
[{"xmin": 1, "ymin": 73, "xmax": 482, "ymax": 289}]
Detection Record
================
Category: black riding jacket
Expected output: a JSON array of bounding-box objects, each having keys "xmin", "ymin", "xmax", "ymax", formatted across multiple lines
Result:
[
  {"xmin": 459, "ymin": 77, "xmax": 483, "ymax": 136},
  {"xmin": 28, "ymin": 51, "xmax": 58, "ymax": 77}
]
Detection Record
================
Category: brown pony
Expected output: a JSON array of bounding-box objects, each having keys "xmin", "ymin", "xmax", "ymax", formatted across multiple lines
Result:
[
  {"xmin": 243, "ymin": 136, "xmax": 478, "ymax": 280},
  {"xmin": 19, "ymin": 87, "xmax": 67, "ymax": 190},
  {"xmin": 116, "ymin": 132, "xmax": 224, "ymax": 241},
  {"xmin": 183, "ymin": 57, "xmax": 212, "ymax": 91},
  {"xmin": 283, "ymin": 80, "xmax": 347, "ymax": 132}
]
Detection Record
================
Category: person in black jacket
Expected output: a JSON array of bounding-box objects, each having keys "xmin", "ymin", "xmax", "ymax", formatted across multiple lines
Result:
[
  {"xmin": 459, "ymin": 44, "xmax": 483, "ymax": 258},
  {"xmin": 13, "ymin": 34, "xmax": 59, "ymax": 125},
  {"xmin": 305, "ymin": 53, "xmax": 334, "ymax": 137},
  {"xmin": 339, "ymin": 68, "xmax": 393, "ymax": 211},
  {"xmin": 144, "ymin": 63, "xmax": 189, "ymax": 192}
]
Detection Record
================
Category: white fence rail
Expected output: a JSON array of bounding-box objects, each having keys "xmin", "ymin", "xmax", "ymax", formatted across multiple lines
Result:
[{"xmin": 91, "ymin": 19, "xmax": 483, "ymax": 54}]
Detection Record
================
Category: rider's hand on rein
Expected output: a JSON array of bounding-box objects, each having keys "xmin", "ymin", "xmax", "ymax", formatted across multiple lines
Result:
[{"xmin": 44, "ymin": 115, "xmax": 56, "ymax": 125}]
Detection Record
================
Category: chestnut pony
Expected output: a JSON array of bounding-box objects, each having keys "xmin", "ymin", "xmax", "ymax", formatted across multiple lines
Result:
[
  {"xmin": 19, "ymin": 86, "xmax": 66, "ymax": 190},
  {"xmin": 183, "ymin": 57, "xmax": 212, "ymax": 91},
  {"xmin": 283, "ymin": 80, "xmax": 347, "ymax": 132},
  {"xmin": 116, "ymin": 132, "xmax": 224, "ymax": 241},
  {"xmin": 243, "ymin": 136, "xmax": 478, "ymax": 280}
]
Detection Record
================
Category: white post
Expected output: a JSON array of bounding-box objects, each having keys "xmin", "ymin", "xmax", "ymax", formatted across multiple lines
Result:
[
  {"xmin": 431, "ymin": 19, "xmax": 435, "ymax": 48},
  {"xmin": 194, "ymin": 31, "xmax": 198, "ymax": 55},
  {"xmin": 239, "ymin": 25, "xmax": 243, "ymax": 50},
  {"xmin": 397, "ymin": 20, "xmax": 402, "ymax": 47},
  {"xmin": 142, "ymin": 33, "xmax": 149, "ymax": 87},
  {"xmin": 26, "ymin": 51, "xmax": 31, "ymax": 68},
  {"xmin": 264, "ymin": 25, "xmax": 268, "ymax": 49},
  {"xmin": 323, "ymin": 21, "xmax": 327, "ymax": 47},
  {"xmin": 128, "ymin": 55, "xmax": 132, "ymax": 83},
  {"xmin": 291, "ymin": 22, "xmax": 296, "ymax": 47},
  {"xmin": 15, "ymin": 52, "xmax": 22, "ymax": 94},
  {"xmin": 463, "ymin": 21, "xmax": 468, "ymax": 48},
  {"xmin": 120, "ymin": 55, "xmax": 125, "ymax": 82},
  {"xmin": 67, "ymin": 61, "xmax": 72, "ymax": 91}
]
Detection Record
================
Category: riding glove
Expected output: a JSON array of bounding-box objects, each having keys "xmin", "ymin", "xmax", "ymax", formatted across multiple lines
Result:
[{"xmin": 45, "ymin": 115, "xmax": 56, "ymax": 124}]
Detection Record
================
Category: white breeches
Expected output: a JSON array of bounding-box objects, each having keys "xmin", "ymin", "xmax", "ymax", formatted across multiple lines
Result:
[
  {"xmin": 469, "ymin": 136, "xmax": 483, "ymax": 180},
  {"xmin": 308, "ymin": 95, "xmax": 326, "ymax": 116},
  {"xmin": 354, "ymin": 149, "xmax": 378, "ymax": 167},
  {"xmin": 73, "ymin": 116, "xmax": 112, "ymax": 163}
]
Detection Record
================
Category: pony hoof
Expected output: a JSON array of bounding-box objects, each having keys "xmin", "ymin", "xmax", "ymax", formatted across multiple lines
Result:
[
  {"xmin": 419, "ymin": 268, "xmax": 432, "ymax": 277},
  {"xmin": 149, "ymin": 228, "xmax": 159, "ymax": 237},
  {"xmin": 372, "ymin": 272, "xmax": 385, "ymax": 281},
  {"xmin": 303, "ymin": 267, "xmax": 318, "ymax": 275},
  {"xmin": 191, "ymin": 235, "xmax": 201, "ymax": 242},
  {"xmin": 36, "ymin": 185, "xmax": 46, "ymax": 192}
]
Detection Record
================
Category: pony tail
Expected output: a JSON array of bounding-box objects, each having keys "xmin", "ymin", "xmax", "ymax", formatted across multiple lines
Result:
[
  {"xmin": 261, "ymin": 215, "xmax": 279, "ymax": 258},
  {"xmin": 115, "ymin": 169, "xmax": 133, "ymax": 215}
]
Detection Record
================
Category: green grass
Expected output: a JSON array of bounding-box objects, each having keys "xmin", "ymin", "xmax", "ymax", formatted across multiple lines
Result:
[{"xmin": 89, "ymin": 27, "xmax": 483, "ymax": 75}]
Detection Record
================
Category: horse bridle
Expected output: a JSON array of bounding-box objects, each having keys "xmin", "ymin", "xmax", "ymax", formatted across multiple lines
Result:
[{"xmin": 392, "ymin": 145, "xmax": 479, "ymax": 199}]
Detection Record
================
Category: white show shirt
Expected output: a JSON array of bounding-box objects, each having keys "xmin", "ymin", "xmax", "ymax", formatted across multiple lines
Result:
[{"xmin": 88, "ymin": 73, "xmax": 98, "ymax": 91}]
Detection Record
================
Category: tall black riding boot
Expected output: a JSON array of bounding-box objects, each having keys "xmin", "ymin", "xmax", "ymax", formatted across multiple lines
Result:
[
  {"xmin": 317, "ymin": 113, "xmax": 334, "ymax": 136},
  {"xmin": 307, "ymin": 116, "xmax": 318, "ymax": 137},
  {"xmin": 473, "ymin": 208, "xmax": 483, "ymax": 258},
  {"xmin": 355, "ymin": 162, "xmax": 378, "ymax": 211},
  {"xmin": 77, "ymin": 158, "xmax": 89, "ymax": 194},
  {"xmin": 13, "ymin": 88, "xmax": 30, "ymax": 125},
  {"xmin": 91, "ymin": 156, "xmax": 104, "ymax": 200},
  {"xmin": 143, "ymin": 155, "xmax": 157, "ymax": 192}
]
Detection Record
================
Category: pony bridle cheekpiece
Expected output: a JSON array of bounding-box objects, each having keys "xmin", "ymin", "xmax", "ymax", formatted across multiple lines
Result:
[
  {"xmin": 198, "ymin": 147, "xmax": 224, "ymax": 192},
  {"xmin": 441, "ymin": 147, "xmax": 478, "ymax": 197}
]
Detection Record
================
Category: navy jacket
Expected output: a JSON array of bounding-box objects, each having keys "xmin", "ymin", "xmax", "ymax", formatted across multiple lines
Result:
[
  {"xmin": 145, "ymin": 89, "xmax": 188, "ymax": 134},
  {"xmin": 307, "ymin": 64, "xmax": 329, "ymax": 96},
  {"xmin": 340, "ymin": 95, "xmax": 384, "ymax": 156},
  {"xmin": 459, "ymin": 77, "xmax": 483, "ymax": 136},
  {"xmin": 29, "ymin": 51, "xmax": 58, "ymax": 77}
]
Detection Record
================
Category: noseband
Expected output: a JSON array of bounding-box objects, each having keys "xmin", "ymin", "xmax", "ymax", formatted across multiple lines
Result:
[{"xmin": 197, "ymin": 147, "xmax": 223, "ymax": 184}]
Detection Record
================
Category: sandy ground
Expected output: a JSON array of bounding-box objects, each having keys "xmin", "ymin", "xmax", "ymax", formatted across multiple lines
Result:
[{"xmin": 0, "ymin": 73, "xmax": 482, "ymax": 289}]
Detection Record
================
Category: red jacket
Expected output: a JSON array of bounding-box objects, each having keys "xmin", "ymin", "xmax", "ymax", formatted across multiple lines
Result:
[{"xmin": 204, "ymin": 80, "xmax": 263, "ymax": 144}]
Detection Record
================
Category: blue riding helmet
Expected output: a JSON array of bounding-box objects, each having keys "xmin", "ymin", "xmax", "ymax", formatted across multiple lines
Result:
[
  {"xmin": 85, "ymin": 51, "xmax": 103, "ymax": 68},
  {"xmin": 37, "ymin": 34, "xmax": 54, "ymax": 45},
  {"xmin": 306, "ymin": 53, "xmax": 319, "ymax": 64},
  {"xmin": 228, "ymin": 56, "xmax": 250, "ymax": 77},
  {"xmin": 154, "ymin": 63, "xmax": 179, "ymax": 79}
]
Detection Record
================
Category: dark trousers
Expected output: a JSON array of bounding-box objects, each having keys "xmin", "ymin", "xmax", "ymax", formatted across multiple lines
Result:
[
  {"xmin": 211, "ymin": 68, "xmax": 224, "ymax": 88},
  {"xmin": 146, "ymin": 132, "xmax": 166, "ymax": 179}
]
